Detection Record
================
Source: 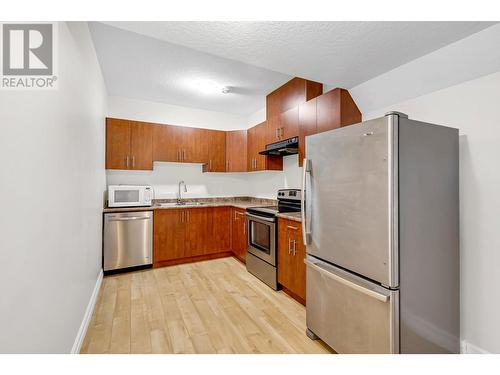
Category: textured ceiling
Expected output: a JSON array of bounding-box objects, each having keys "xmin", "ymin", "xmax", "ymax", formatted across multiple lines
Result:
[
  {"xmin": 89, "ymin": 22, "xmax": 292, "ymax": 115},
  {"xmin": 102, "ymin": 21, "xmax": 496, "ymax": 89}
]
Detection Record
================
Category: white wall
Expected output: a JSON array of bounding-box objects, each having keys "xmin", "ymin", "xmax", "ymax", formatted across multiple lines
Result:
[
  {"xmin": 362, "ymin": 70, "xmax": 500, "ymax": 354},
  {"xmin": 106, "ymin": 97, "xmax": 301, "ymax": 199},
  {"xmin": 108, "ymin": 96, "xmax": 248, "ymax": 130},
  {"xmin": 0, "ymin": 22, "xmax": 107, "ymax": 353}
]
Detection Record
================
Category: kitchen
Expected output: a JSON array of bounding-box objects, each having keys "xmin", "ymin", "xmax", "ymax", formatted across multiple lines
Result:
[{"xmin": 2, "ymin": 12, "xmax": 500, "ymax": 370}]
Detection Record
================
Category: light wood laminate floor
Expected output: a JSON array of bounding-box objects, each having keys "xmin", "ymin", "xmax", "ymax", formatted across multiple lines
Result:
[{"xmin": 81, "ymin": 257, "xmax": 332, "ymax": 354}]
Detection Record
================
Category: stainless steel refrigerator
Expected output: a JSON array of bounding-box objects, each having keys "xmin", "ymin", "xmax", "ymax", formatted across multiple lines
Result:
[{"xmin": 301, "ymin": 112, "xmax": 459, "ymax": 354}]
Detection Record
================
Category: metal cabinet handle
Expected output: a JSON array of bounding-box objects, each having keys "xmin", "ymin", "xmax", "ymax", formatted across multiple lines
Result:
[
  {"xmin": 292, "ymin": 240, "xmax": 296, "ymax": 255},
  {"xmin": 288, "ymin": 238, "xmax": 292, "ymax": 254},
  {"xmin": 125, "ymin": 156, "xmax": 129, "ymax": 168},
  {"xmin": 183, "ymin": 149, "xmax": 186, "ymax": 161},
  {"xmin": 304, "ymin": 258, "xmax": 389, "ymax": 302},
  {"xmin": 132, "ymin": 156, "xmax": 135, "ymax": 168},
  {"xmin": 243, "ymin": 222, "xmax": 246, "ymax": 235},
  {"xmin": 280, "ymin": 127, "xmax": 284, "ymax": 138},
  {"xmin": 209, "ymin": 159, "xmax": 212, "ymax": 170},
  {"xmin": 177, "ymin": 150, "xmax": 181, "ymax": 162},
  {"xmin": 187, "ymin": 210, "xmax": 190, "ymax": 222},
  {"xmin": 287, "ymin": 225, "xmax": 298, "ymax": 230}
]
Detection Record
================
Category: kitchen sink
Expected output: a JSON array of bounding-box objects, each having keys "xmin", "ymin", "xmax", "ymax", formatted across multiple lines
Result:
[{"xmin": 158, "ymin": 202, "xmax": 206, "ymax": 208}]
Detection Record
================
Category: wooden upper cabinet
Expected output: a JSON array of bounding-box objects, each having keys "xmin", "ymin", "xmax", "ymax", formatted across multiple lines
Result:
[
  {"xmin": 106, "ymin": 118, "xmax": 152, "ymax": 170},
  {"xmin": 317, "ymin": 88, "xmax": 361, "ymax": 134},
  {"xmin": 129, "ymin": 121, "xmax": 153, "ymax": 170},
  {"xmin": 247, "ymin": 125, "xmax": 256, "ymax": 171},
  {"xmin": 266, "ymin": 77, "xmax": 323, "ymax": 120},
  {"xmin": 203, "ymin": 130, "xmax": 226, "ymax": 172},
  {"xmin": 226, "ymin": 130, "xmax": 247, "ymax": 172},
  {"xmin": 153, "ymin": 124, "xmax": 183, "ymax": 162},
  {"xmin": 182, "ymin": 127, "xmax": 208, "ymax": 163},
  {"xmin": 254, "ymin": 121, "xmax": 268, "ymax": 170},
  {"xmin": 280, "ymin": 106, "xmax": 299, "ymax": 140},
  {"xmin": 267, "ymin": 115, "xmax": 281, "ymax": 144},
  {"xmin": 106, "ymin": 118, "xmax": 130, "ymax": 170},
  {"xmin": 247, "ymin": 121, "xmax": 283, "ymax": 172},
  {"xmin": 298, "ymin": 98, "xmax": 317, "ymax": 167}
]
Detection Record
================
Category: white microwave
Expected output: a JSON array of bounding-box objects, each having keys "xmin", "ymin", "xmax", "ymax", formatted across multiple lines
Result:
[{"xmin": 108, "ymin": 185, "xmax": 153, "ymax": 207}]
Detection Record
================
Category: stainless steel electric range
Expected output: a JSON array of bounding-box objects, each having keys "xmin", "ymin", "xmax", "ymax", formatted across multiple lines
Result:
[{"xmin": 245, "ymin": 189, "xmax": 301, "ymax": 289}]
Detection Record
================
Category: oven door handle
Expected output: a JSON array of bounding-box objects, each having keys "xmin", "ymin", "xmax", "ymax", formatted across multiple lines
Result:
[{"xmin": 245, "ymin": 212, "xmax": 276, "ymax": 223}]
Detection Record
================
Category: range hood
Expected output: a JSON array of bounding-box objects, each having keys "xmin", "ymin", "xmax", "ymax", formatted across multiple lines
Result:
[{"xmin": 259, "ymin": 136, "xmax": 299, "ymax": 156}]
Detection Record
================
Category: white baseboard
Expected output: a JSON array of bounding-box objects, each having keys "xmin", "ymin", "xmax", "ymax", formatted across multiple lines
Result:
[
  {"xmin": 71, "ymin": 269, "xmax": 103, "ymax": 354},
  {"xmin": 461, "ymin": 340, "xmax": 491, "ymax": 354}
]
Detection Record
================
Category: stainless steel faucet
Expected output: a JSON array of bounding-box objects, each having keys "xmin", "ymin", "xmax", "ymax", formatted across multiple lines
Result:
[{"xmin": 177, "ymin": 180, "xmax": 187, "ymax": 203}]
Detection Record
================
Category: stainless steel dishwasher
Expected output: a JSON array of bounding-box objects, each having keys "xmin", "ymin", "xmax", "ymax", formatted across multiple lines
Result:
[{"xmin": 103, "ymin": 211, "xmax": 153, "ymax": 272}]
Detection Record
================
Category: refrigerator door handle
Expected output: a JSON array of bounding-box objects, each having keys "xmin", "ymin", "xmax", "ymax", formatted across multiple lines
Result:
[
  {"xmin": 304, "ymin": 258, "xmax": 389, "ymax": 302},
  {"xmin": 301, "ymin": 158, "xmax": 311, "ymax": 245}
]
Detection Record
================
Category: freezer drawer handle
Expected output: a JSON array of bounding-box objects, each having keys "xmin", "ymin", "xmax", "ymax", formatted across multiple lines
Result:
[{"xmin": 304, "ymin": 258, "xmax": 389, "ymax": 302}]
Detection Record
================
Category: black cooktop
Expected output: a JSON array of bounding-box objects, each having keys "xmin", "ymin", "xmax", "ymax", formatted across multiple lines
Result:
[{"xmin": 246, "ymin": 189, "xmax": 302, "ymax": 218}]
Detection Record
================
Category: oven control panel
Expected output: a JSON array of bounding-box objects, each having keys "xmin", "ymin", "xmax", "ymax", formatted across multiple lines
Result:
[{"xmin": 277, "ymin": 189, "xmax": 301, "ymax": 201}]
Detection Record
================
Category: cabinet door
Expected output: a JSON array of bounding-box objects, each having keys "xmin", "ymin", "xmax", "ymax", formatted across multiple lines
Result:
[
  {"xmin": 298, "ymin": 98, "xmax": 317, "ymax": 167},
  {"xmin": 278, "ymin": 218, "xmax": 294, "ymax": 289},
  {"xmin": 182, "ymin": 127, "xmax": 208, "ymax": 163},
  {"xmin": 254, "ymin": 121, "xmax": 268, "ymax": 171},
  {"xmin": 154, "ymin": 209, "xmax": 185, "ymax": 263},
  {"xmin": 280, "ymin": 106, "xmax": 299, "ymax": 140},
  {"xmin": 106, "ymin": 118, "xmax": 130, "ymax": 170},
  {"xmin": 153, "ymin": 124, "xmax": 184, "ymax": 162},
  {"xmin": 267, "ymin": 115, "xmax": 281, "ymax": 143},
  {"xmin": 247, "ymin": 126, "xmax": 256, "ymax": 171},
  {"xmin": 130, "ymin": 121, "xmax": 153, "ymax": 170},
  {"xmin": 186, "ymin": 208, "xmax": 212, "ymax": 257},
  {"xmin": 289, "ymin": 223, "xmax": 306, "ymax": 301},
  {"xmin": 205, "ymin": 130, "xmax": 226, "ymax": 172},
  {"xmin": 226, "ymin": 130, "xmax": 247, "ymax": 172},
  {"xmin": 317, "ymin": 89, "xmax": 341, "ymax": 134},
  {"xmin": 277, "ymin": 218, "xmax": 306, "ymax": 302},
  {"xmin": 210, "ymin": 207, "xmax": 231, "ymax": 254},
  {"xmin": 231, "ymin": 208, "xmax": 247, "ymax": 262}
]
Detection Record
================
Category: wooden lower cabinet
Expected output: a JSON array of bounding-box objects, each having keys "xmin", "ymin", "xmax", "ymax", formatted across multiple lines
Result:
[
  {"xmin": 231, "ymin": 207, "xmax": 247, "ymax": 263},
  {"xmin": 277, "ymin": 217, "xmax": 306, "ymax": 304},
  {"xmin": 153, "ymin": 207, "xmax": 232, "ymax": 267},
  {"xmin": 154, "ymin": 209, "xmax": 186, "ymax": 261}
]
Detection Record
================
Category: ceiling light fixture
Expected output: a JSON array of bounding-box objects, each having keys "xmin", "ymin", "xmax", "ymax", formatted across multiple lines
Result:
[{"xmin": 195, "ymin": 79, "xmax": 230, "ymax": 95}]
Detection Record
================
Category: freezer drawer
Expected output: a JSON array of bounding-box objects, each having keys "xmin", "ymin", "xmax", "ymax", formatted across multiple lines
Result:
[
  {"xmin": 305, "ymin": 256, "xmax": 399, "ymax": 353},
  {"xmin": 103, "ymin": 211, "xmax": 153, "ymax": 271}
]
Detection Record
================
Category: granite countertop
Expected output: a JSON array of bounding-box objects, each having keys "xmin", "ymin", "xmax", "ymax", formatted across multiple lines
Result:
[
  {"xmin": 276, "ymin": 212, "xmax": 302, "ymax": 222},
  {"xmin": 103, "ymin": 197, "xmax": 276, "ymax": 213}
]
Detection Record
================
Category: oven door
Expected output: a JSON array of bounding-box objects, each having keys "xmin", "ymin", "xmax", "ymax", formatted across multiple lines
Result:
[{"xmin": 246, "ymin": 213, "xmax": 276, "ymax": 266}]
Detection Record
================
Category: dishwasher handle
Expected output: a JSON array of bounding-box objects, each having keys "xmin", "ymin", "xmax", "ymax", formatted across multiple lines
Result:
[{"xmin": 107, "ymin": 216, "xmax": 150, "ymax": 221}]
